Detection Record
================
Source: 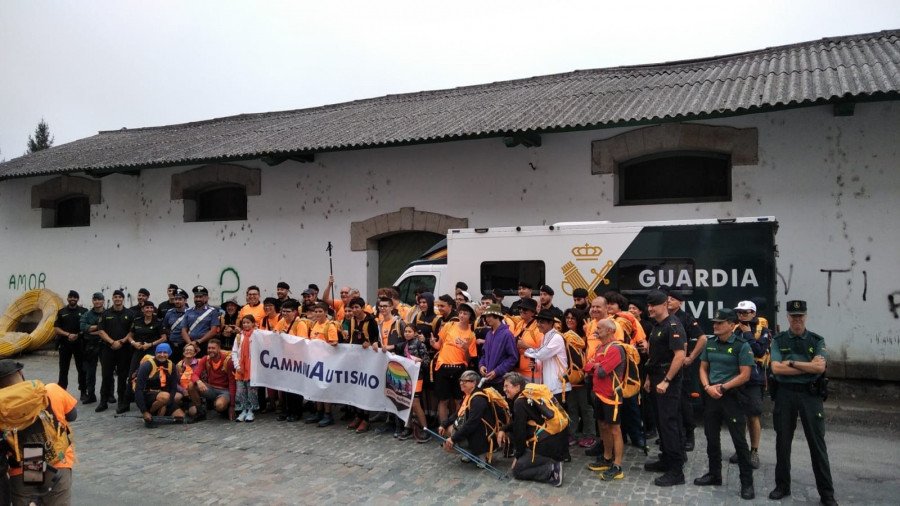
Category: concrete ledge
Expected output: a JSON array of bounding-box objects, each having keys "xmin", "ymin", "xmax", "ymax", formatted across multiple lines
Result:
[
  {"xmin": 31, "ymin": 175, "xmax": 101, "ymax": 208},
  {"xmin": 350, "ymin": 207, "xmax": 467, "ymax": 251},
  {"xmin": 170, "ymin": 164, "xmax": 260, "ymax": 200}
]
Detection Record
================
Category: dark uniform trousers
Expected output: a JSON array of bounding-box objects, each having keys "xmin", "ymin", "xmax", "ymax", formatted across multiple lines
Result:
[
  {"xmin": 100, "ymin": 345, "xmax": 131, "ymax": 404},
  {"xmin": 58, "ymin": 338, "xmax": 86, "ymax": 392},
  {"xmin": 82, "ymin": 339, "xmax": 101, "ymax": 396},
  {"xmin": 703, "ymin": 391, "xmax": 752, "ymax": 484},
  {"xmin": 650, "ymin": 373, "xmax": 685, "ymax": 470},
  {"xmin": 773, "ymin": 384, "xmax": 834, "ymax": 498}
]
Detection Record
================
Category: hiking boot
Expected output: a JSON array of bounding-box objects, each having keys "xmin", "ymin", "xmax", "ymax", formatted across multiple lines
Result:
[
  {"xmin": 750, "ymin": 450, "xmax": 760, "ymax": 469},
  {"xmin": 398, "ymin": 428, "xmax": 413, "ymax": 440},
  {"xmin": 654, "ymin": 470, "xmax": 685, "ymax": 487},
  {"xmin": 644, "ymin": 459, "xmax": 668, "ymax": 472},
  {"xmin": 347, "ymin": 417, "xmax": 362, "ymax": 430},
  {"xmin": 84, "ymin": 393, "xmax": 97, "ymax": 405},
  {"xmin": 355, "ymin": 420, "xmax": 370, "ymax": 433},
  {"xmin": 600, "ymin": 464, "xmax": 624, "ymax": 481},
  {"xmin": 95, "ymin": 402, "xmax": 108, "ymax": 413},
  {"xmin": 236, "ymin": 410, "xmax": 248, "ymax": 422},
  {"xmin": 729, "ymin": 452, "xmax": 739, "ymax": 464},
  {"xmin": 416, "ymin": 431, "xmax": 431, "ymax": 444},
  {"xmin": 587, "ymin": 457, "xmax": 613, "ymax": 472},
  {"xmin": 768, "ymin": 487, "xmax": 791, "ymax": 500},
  {"xmin": 549, "ymin": 462, "xmax": 563, "ymax": 487},
  {"xmin": 741, "ymin": 484, "xmax": 755, "ymax": 500},
  {"xmin": 305, "ymin": 412, "xmax": 322, "ymax": 424},
  {"xmin": 245, "ymin": 411, "xmax": 255, "ymax": 422},
  {"xmin": 317, "ymin": 414, "xmax": 334, "ymax": 427},
  {"xmin": 693, "ymin": 473, "xmax": 722, "ymax": 486}
]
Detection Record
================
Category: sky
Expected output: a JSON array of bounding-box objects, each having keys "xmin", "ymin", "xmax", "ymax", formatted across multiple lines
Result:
[{"xmin": 1, "ymin": 0, "xmax": 897, "ymax": 160}]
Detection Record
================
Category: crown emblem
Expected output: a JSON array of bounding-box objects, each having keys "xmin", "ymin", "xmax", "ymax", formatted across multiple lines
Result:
[
  {"xmin": 793, "ymin": 301, "xmax": 800, "ymax": 309},
  {"xmin": 572, "ymin": 243, "xmax": 603, "ymax": 261}
]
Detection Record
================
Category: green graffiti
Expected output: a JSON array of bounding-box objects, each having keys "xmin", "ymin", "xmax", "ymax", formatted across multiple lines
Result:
[
  {"xmin": 8, "ymin": 273, "xmax": 47, "ymax": 291},
  {"xmin": 219, "ymin": 267, "xmax": 240, "ymax": 306}
]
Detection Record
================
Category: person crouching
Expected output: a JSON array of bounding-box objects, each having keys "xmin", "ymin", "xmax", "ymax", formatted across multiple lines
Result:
[{"xmin": 135, "ymin": 343, "xmax": 185, "ymax": 427}]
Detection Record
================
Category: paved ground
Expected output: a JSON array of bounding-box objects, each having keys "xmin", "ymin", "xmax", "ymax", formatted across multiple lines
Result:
[{"xmin": 12, "ymin": 353, "xmax": 900, "ymax": 505}]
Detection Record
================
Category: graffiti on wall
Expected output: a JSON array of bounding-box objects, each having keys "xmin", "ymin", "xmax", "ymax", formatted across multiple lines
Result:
[
  {"xmin": 219, "ymin": 267, "xmax": 240, "ymax": 306},
  {"xmin": 889, "ymin": 291, "xmax": 900, "ymax": 319},
  {"xmin": 8, "ymin": 273, "xmax": 47, "ymax": 291}
]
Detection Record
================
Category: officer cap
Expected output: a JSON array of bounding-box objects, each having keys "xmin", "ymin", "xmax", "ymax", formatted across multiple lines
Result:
[
  {"xmin": 539, "ymin": 284, "xmax": 555, "ymax": 296},
  {"xmin": 646, "ymin": 290, "xmax": 668, "ymax": 306},
  {"xmin": 786, "ymin": 300, "xmax": 807, "ymax": 315},
  {"xmin": 192, "ymin": 285, "xmax": 209, "ymax": 296},
  {"xmin": 711, "ymin": 308, "xmax": 737, "ymax": 322},
  {"xmin": 173, "ymin": 289, "xmax": 189, "ymax": 299}
]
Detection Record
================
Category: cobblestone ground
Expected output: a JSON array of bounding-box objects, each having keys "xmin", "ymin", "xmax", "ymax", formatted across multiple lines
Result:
[{"xmin": 13, "ymin": 354, "xmax": 900, "ymax": 505}]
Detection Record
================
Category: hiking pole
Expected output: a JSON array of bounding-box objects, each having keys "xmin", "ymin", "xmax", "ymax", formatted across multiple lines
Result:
[
  {"xmin": 114, "ymin": 414, "xmax": 178, "ymax": 423},
  {"xmin": 423, "ymin": 427, "xmax": 510, "ymax": 481},
  {"xmin": 326, "ymin": 241, "xmax": 335, "ymax": 305}
]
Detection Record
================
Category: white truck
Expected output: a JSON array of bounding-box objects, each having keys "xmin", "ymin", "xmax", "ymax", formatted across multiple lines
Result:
[{"xmin": 393, "ymin": 217, "xmax": 779, "ymax": 330}]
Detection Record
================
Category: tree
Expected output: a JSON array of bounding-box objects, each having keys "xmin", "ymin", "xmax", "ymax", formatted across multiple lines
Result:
[{"xmin": 27, "ymin": 118, "xmax": 54, "ymax": 154}]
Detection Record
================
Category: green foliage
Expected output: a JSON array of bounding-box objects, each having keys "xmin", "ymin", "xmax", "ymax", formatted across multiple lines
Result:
[{"xmin": 27, "ymin": 119, "xmax": 54, "ymax": 154}]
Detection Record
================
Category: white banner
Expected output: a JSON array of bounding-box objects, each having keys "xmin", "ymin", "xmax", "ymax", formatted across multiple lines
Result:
[{"xmin": 249, "ymin": 330, "xmax": 421, "ymax": 422}]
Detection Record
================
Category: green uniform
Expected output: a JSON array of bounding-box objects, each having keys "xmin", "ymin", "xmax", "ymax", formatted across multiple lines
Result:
[
  {"xmin": 770, "ymin": 329, "xmax": 834, "ymax": 501},
  {"xmin": 699, "ymin": 333, "xmax": 754, "ymax": 486}
]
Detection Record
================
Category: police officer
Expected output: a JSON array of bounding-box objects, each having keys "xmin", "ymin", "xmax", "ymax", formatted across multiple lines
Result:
[
  {"xmin": 53, "ymin": 290, "xmax": 87, "ymax": 400},
  {"xmin": 96, "ymin": 289, "xmax": 135, "ymax": 414},
  {"xmin": 78, "ymin": 292, "xmax": 106, "ymax": 404},
  {"xmin": 642, "ymin": 290, "xmax": 687, "ymax": 487},
  {"xmin": 694, "ymin": 308, "xmax": 755, "ymax": 500},
  {"xmin": 768, "ymin": 300, "xmax": 837, "ymax": 505},
  {"xmin": 181, "ymin": 285, "xmax": 220, "ymax": 356}
]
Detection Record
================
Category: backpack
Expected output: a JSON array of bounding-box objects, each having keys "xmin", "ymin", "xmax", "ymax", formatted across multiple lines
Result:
[
  {"xmin": 610, "ymin": 342, "xmax": 642, "ymax": 399},
  {"xmin": 561, "ymin": 330, "xmax": 586, "ymax": 387},
  {"xmin": 0, "ymin": 380, "xmax": 73, "ymax": 469},
  {"xmin": 520, "ymin": 383, "xmax": 569, "ymax": 460},
  {"xmin": 131, "ymin": 355, "xmax": 174, "ymax": 393},
  {"xmin": 455, "ymin": 387, "xmax": 510, "ymax": 463},
  {"xmin": 614, "ymin": 311, "xmax": 646, "ymax": 344}
]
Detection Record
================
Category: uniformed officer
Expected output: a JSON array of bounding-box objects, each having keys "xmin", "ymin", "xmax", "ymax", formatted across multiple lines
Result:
[
  {"xmin": 694, "ymin": 308, "xmax": 755, "ymax": 500},
  {"xmin": 768, "ymin": 300, "xmax": 837, "ymax": 506},
  {"xmin": 53, "ymin": 290, "xmax": 87, "ymax": 400},
  {"xmin": 642, "ymin": 290, "xmax": 687, "ymax": 487},
  {"xmin": 181, "ymin": 285, "xmax": 221, "ymax": 356}
]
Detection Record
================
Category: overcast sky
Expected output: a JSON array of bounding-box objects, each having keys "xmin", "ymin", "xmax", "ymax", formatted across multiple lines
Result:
[{"xmin": 1, "ymin": 0, "xmax": 897, "ymax": 160}]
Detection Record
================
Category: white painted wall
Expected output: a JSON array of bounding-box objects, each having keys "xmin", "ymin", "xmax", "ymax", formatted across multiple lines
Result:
[{"xmin": 1, "ymin": 102, "xmax": 898, "ymax": 374}]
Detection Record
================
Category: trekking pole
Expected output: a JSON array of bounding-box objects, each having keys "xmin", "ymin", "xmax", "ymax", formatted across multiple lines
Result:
[
  {"xmin": 114, "ymin": 414, "xmax": 178, "ymax": 423},
  {"xmin": 423, "ymin": 427, "xmax": 510, "ymax": 481},
  {"xmin": 326, "ymin": 241, "xmax": 336, "ymax": 306}
]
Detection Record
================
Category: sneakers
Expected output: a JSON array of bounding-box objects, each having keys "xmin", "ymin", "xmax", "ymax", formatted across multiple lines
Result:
[
  {"xmin": 236, "ymin": 410, "xmax": 248, "ymax": 422},
  {"xmin": 578, "ymin": 437, "xmax": 596, "ymax": 448},
  {"xmin": 398, "ymin": 428, "xmax": 413, "ymax": 440},
  {"xmin": 750, "ymin": 450, "xmax": 760, "ymax": 469},
  {"xmin": 568, "ymin": 435, "xmax": 577, "ymax": 447},
  {"xmin": 600, "ymin": 464, "xmax": 624, "ymax": 481},
  {"xmin": 245, "ymin": 411, "xmax": 255, "ymax": 422},
  {"xmin": 317, "ymin": 414, "xmax": 334, "ymax": 427},
  {"xmin": 416, "ymin": 431, "xmax": 431, "ymax": 443},
  {"xmin": 654, "ymin": 470, "xmax": 685, "ymax": 487},
  {"xmin": 347, "ymin": 417, "xmax": 362, "ymax": 430},
  {"xmin": 374, "ymin": 424, "xmax": 393, "ymax": 435},
  {"xmin": 587, "ymin": 457, "xmax": 613, "ymax": 472},
  {"xmin": 305, "ymin": 412, "xmax": 322, "ymax": 424},
  {"xmin": 355, "ymin": 420, "xmax": 370, "ymax": 433},
  {"xmin": 549, "ymin": 462, "xmax": 563, "ymax": 487}
]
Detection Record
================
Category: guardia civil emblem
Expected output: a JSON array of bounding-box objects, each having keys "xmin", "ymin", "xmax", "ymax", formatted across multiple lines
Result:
[{"xmin": 561, "ymin": 243, "xmax": 613, "ymax": 296}]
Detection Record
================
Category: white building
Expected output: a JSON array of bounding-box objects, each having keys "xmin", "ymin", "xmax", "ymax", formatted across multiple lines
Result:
[{"xmin": 1, "ymin": 30, "xmax": 898, "ymax": 380}]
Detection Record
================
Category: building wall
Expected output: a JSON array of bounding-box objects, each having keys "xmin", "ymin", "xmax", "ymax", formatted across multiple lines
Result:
[{"xmin": 1, "ymin": 101, "xmax": 898, "ymax": 378}]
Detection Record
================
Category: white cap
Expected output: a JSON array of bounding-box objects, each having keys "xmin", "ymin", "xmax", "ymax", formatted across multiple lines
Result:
[{"xmin": 734, "ymin": 300, "xmax": 757, "ymax": 312}]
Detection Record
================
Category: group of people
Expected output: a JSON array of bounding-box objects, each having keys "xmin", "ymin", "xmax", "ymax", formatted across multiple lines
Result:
[{"xmin": 13, "ymin": 278, "xmax": 837, "ymax": 505}]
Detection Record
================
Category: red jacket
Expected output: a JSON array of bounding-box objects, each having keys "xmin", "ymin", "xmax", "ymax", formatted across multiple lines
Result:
[{"xmin": 192, "ymin": 353, "xmax": 237, "ymax": 406}]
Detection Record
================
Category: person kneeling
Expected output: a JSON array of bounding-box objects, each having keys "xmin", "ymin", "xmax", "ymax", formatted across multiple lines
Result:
[
  {"xmin": 498, "ymin": 372, "xmax": 566, "ymax": 487},
  {"xmin": 135, "ymin": 344, "xmax": 185, "ymax": 427},
  {"xmin": 188, "ymin": 339, "xmax": 236, "ymax": 420},
  {"xmin": 438, "ymin": 371, "xmax": 495, "ymax": 464}
]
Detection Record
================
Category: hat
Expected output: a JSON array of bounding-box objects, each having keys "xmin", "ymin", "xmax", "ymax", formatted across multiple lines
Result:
[
  {"xmin": 223, "ymin": 298, "xmax": 240, "ymax": 308},
  {"xmin": 138, "ymin": 288, "xmax": 150, "ymax": 296},
  {"xmin": 572, "ymin": 288, "xmax": 589, "ymax": 298},
  {"xmin": 665, "ymin": 288, "xmax": 683, "ymax": 301},
  {"xmin": 786, "ymin": 300, "xmax": 807, "ymax": 315},
  {"xmin": 483, "ymin": 304, "xmax": 503, "ymax": 317},
  {"xmin": 458, "ymin": 290, "xmax": 471, "ymax": 302},
  {"xmin": 0, "ymin": 359, "xmax": 24, "ymax": 379},
  {"xmin": 301, "ymin": 289, "xmax": 315, "ymax": 296},
  {"xmin": 455, "ymin": 281, "xmax": 469, "ymax": 291},
  {"xmin": 173, "ymin": 289, "xmax": 188, "ymax": 299},
  {"xmin": 155, "ymin": 343, "xmax": 173, "ymax": 355},
  {"xmin": 539, "ymin": 284, "xmax": 554, "ymax": 296},
  {"xmin": 734, "ymin": 300, "xmax": 757, "ymax": 312},
  {"xmin": 711, "ymin": 308, "xmax": 737, "ymax": 322},
  {"xmin": 277, "ymin": 281, "xmax": 290, "ymax": 290},
  {"xmin": 67, "ymin": 290, "xmax": 79, "ymax": 298},
  {"xmin": 192, "ymin": 285, "xmax": 209, "ymax": 296},
  {"xmin": 457, "ymin": 302, "xmax": 478, "ymax": 317},
  {"xmin": 143, "ymin": 300, "xmax": 156, "ymax": 308},
  {"xmin": 92, "ymin": 292, "xmax": 105, "ymax": 300},
  {"xmin": 518, "ymin": 281, "xmax": 533, "ymax": 290},
  {"xmin": 519, "ymin": 298, "xmax": 538, "ymax": 312},
  {"xmin": 112, "ymin": 289, "xmax": 125, "ymax": 298},
  {"xmin": 535, "ymin": 309, "xmax": 558, "ymax": 322},
  {"xmin": 308, "ymin": 284, "xmax": 319, "ymax": 292},
  {"xmin": 167, "ymin": 283, "xmax": 178, "ymax": 290},
  {"xmin": 646, "ymin": 290, "xmax": 668, "ymax": 306}
]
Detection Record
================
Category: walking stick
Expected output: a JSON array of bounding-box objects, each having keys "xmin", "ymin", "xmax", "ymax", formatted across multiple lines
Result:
[
  {"xmin": 326, "ymin": 241, "xmax": 336, "ymax": 305},
  {"xmin": 423, "ymin": 427, "xmax": 510, "ymax": 480}
]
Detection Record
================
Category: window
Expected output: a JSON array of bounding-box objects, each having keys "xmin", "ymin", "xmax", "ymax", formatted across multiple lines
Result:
[
  {"xmin": 480, "ymin": 261, "xmax": 545, "ymax": 297},
  {"xmin": 396, "ymin": 275, "xmax": 436, "ymax": 306},
  {"xmin": 194, "ymin": 185, "xmax": 247, "ymax": 222},
  {"xmin": 618, "ymin": 151, "xmax": 731, "ymax": 205},
  {"xmin": 53, "ymin": 195, "xmax": 91, "ymax": 227}
]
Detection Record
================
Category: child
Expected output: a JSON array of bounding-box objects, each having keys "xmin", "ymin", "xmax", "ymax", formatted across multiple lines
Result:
[
  {"xmin": 232, "ymin": 315, "xmax": 259, "ymax": 422},
  {"xmin": 398, "ymin": 324, "xmax": 431, "ymax": 442}
]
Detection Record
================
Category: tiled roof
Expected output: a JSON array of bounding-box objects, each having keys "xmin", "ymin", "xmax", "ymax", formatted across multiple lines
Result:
[{"xmin": 2, "ymin": 29, "xmax": 898, "ymax": 179}]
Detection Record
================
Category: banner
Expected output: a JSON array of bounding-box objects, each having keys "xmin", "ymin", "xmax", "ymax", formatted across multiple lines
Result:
[{"xmin": 249, "ymin": 330, "xmax": 421, "ymax": 422}]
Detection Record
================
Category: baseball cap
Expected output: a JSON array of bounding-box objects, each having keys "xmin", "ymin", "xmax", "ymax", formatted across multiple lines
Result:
[{"xmin": 734, "ymin": 300, "xmax": 757, "ymax": 312}]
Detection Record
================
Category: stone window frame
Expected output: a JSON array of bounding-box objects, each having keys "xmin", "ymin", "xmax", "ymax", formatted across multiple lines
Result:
[
  {"xmin": 170, "ymin": 164, "xmax": 260, "ymax": 222},
  {"xmin": 31, "ymin": 175, "xmax": 101, "ymax": 228}
]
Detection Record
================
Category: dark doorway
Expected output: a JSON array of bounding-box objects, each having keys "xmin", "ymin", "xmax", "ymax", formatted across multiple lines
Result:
[{"xmin": 378, "ymin": 231, "xmax": 444, "ymax": 288}]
